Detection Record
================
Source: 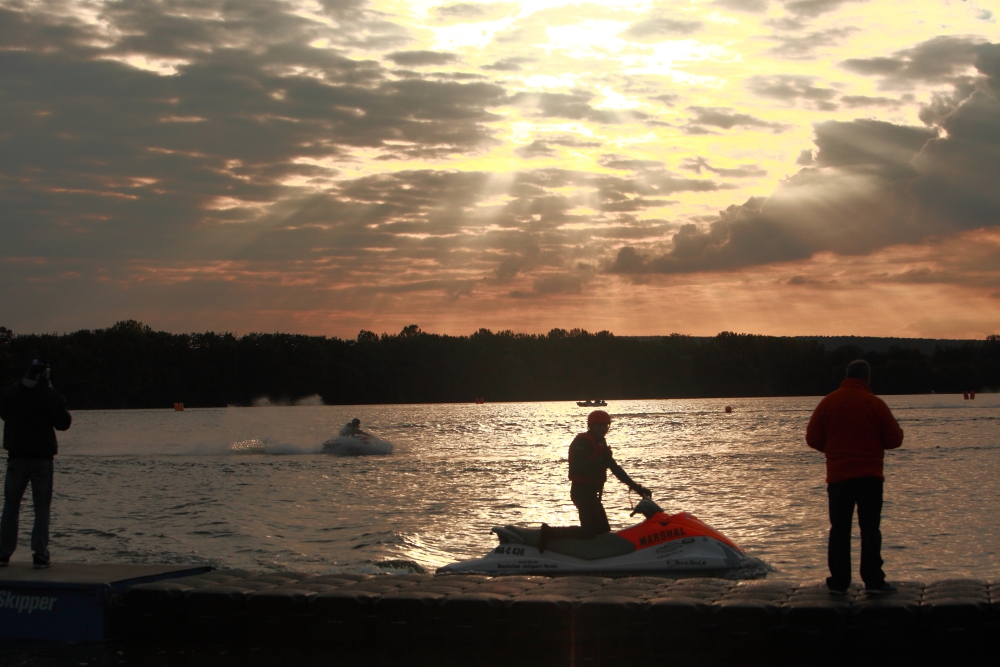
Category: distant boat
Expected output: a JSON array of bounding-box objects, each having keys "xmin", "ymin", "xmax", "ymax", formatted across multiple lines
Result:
[{"xmin": 577, "ymin": 400, "xmax": 607, "ymax": 407}]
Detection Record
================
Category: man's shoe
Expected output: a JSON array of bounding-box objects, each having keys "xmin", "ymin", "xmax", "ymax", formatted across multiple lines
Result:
[
  {"xmin": 32, "ymin": 555, "xmax": 50, "ymax": 569},
  {"xmin": 865, "ymin": 583, "xmax": 897, "ymax": 594},
  {"xmin": 0, "ymin": 553, "xmax": 9, "ymax": 567},
  {"xmin": 826, "ymin": 577, "xmax": 849, "ymax": 595}
]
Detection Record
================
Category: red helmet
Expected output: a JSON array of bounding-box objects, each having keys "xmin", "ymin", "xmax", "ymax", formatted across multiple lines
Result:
[{"xmin": 587, "ymin": 410, "xmax": 611, "ymax": 425}]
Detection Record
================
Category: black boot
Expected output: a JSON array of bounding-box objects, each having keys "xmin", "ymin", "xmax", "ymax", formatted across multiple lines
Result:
[{"xmin": 539, "ymin": 523, "xmax": 549, "ymax": 553}]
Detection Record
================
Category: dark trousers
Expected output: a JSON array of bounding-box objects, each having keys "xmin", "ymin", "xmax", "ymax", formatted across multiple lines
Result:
[
  {"xmin": 827, "ymin": 476, "xmax": 885, "ymax": 589},
  {"xmin": 571, "ymin": 482, "xmax": 610, "ymax": 538},
  {"xmin": 0, "ymin": 459, "xmax": 54, "ymax": 560}
]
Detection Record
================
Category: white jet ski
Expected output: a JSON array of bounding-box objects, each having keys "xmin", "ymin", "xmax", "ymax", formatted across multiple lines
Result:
[
  {"xmin": 439, "ymin": 496, "xmax": 748, "ymax": 576},
  {"xmin": 321, "ymin": 433, "xmax": 393, "ymax": 456}
]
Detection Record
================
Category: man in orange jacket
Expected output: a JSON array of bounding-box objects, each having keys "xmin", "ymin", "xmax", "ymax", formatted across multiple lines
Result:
[{"xmin": 807, "ymin": 359, "xmax": 904, "ymax": 594}]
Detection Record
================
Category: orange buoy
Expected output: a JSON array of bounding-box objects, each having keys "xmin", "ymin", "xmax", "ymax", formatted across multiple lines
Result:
[
  {"xmin": 724, "ymin": 406, "xmax": 732, "ymax": 413},
  {"xmin": 963, "ymin": 393, "xmax": 969, "ymax": 400},
  {"xmin": 970, "ymin": 391, "xmax": 976, "ymax": 400},
  {"xmin": 174, "ymin": 402, "xmax": 184, "ymax": 411}
]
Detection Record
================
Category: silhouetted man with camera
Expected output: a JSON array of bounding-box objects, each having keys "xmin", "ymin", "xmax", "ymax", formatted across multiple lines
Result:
[{"xmin": 0, "ymin": 359, "xmax": 72, "ymax": 568}]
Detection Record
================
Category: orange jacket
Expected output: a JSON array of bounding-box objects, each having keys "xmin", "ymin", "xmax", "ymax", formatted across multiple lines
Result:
[{"xmin": 806, "ymin": 379, "xmax": 904, "ymax": 483}]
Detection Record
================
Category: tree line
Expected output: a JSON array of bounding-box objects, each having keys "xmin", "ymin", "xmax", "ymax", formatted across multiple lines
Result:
[{"xmin": 0, "ymin": 321, "xmax": 997, "ymax": 409}]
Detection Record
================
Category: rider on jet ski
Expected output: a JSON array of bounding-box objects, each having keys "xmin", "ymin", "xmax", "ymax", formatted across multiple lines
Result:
[
  {"xmin": 339, "ymin": 418, "xmax": 367, "ymax": 437},
  {"xmin": 567, "ymin": 410, "xmax": 650, "ymax": 537}
]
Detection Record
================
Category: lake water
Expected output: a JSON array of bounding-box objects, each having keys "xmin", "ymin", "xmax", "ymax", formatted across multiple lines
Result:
[{"xmin": 13, "ymin": 395, "xmax": 1000, "ymax": 582}]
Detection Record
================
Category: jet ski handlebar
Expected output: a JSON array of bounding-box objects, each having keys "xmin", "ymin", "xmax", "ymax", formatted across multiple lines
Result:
[{"xmin": 630, "ymin": 495, "xmax": 663, "ymax": 519}]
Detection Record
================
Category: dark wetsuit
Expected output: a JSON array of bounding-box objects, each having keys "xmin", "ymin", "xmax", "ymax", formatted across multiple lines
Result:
[{"xmin": 567, "ymin": 432, "xmax": 638, "ymax": 538}]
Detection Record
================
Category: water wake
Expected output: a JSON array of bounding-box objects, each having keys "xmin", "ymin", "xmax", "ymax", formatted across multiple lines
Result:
[
  {"xmin": 320, "ymin": 435, "xmax": 394, "ymax": 456},
  {"xmin": 228, "ymin": 438, "xmax": 322, "ymax": 455}
]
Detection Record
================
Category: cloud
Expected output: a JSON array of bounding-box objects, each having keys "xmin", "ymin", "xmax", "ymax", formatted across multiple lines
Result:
[
  {"xmin": 652, "ymin": 93, "xmax": 680, "ymax": 106},
  {"xmin": 510, "ymin": 272, "xmax": 585, "ymax": 298},
  {"xmin": 713, "ymin": 0, "xmax": 769, "ymax": 13},
  {"xmin": 686, "ymin": 106, "xmax": 787, "ymax": 132},
  {"xmin": 431, "ymin": 3, "xmax": 519, "ymax": 24},
  {"xmin": 2, "ymin": 2, "xmax": 998, "ymax": 338},
  {"xmin": 840, "ymin": 95, "xmax": 906, "ymax": 108},
  {"xmin": 387, "ymin": 51, "xmax": 460, "ymax": 66},
  {"xmin": 515, "ymin": 135, "xmax": 602, "ymax": 158},
  {"xmin": 746, "ymin": 75, "xmax": 839, "ymax": 110},
  {"xmin": 608, "ymin": 46, "xmax": 1000, "ymax": 277},
  {"xmin": 768, "ymin": 28, "xmax": 859, "ymax": 60},
  {"xmin": 796, "ymin": 149, "xmax": 816, "ymax": 165},
  {"xmin": 482, "ymin": 57, "xmax": 533, "ymax": 71},
  {"xmin": 841, "ymin": 36, "xmax": 986, "ymax": 88},
  {"xmin": 510, "ymin": 91, "xmax": 648, "ymax": 123},
  {"xmin": 618, "ymin": 17, "xmax": 704, "ymax": 42},
  {"xmin": 681, "ymin": 157, "xmax": 768, "ymax": 178},
  {"xmin": 782, "ymin": 0, "xmax": 864, "ymax": 18}
]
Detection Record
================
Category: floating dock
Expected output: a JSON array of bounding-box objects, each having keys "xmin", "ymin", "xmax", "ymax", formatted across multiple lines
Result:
[
  {"xmin": 0, "ymin": 563, "xmax": 211, "ymax": 641},
  {"xmin": 4, "ymin": 566, "xmax": 998, "ymax": 662}
]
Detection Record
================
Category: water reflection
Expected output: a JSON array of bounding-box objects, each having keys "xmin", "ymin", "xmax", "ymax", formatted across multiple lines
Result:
[{"xmin": 52, "ymin": 395, "xmax": 1000, "ymax": 580}]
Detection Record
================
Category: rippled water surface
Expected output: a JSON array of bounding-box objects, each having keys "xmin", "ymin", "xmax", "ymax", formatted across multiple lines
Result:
[{"xmin": 19, "ymin": 395, "xmax": 1000, "ymax": 581}]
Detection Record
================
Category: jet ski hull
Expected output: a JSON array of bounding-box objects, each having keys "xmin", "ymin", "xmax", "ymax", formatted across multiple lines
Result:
[{"xmin": 440, "ymin": 510, "xmax": 749, "ymax": 576}]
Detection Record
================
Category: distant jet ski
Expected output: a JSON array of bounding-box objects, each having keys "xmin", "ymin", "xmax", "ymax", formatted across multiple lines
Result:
[
  {"xmin": 577, "ymin": 400, "xmax": 607, "ymax": 407},
  {"xmin": 438, "ymin": 496, "xmax": 747, "ymax": 576},
  {"xmin": 321, "ymin": 434, "xmax": 393, "ymax": 456}
]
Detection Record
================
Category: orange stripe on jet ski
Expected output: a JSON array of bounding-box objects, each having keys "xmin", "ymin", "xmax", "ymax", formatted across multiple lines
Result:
[{"xmin": 617, "ymin": 512, "xmax": 745, "ymax": 553}]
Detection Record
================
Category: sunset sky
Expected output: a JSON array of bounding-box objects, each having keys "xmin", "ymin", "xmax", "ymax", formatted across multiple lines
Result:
[{"xmin": 2, "ymin": 0, "xmax": 999, "ymax": 338}]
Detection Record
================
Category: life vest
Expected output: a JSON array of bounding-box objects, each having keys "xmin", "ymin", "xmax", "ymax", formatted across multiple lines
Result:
[{"xmin": 568, "ymin": 432, "xmax": 612, "ymax": 484}]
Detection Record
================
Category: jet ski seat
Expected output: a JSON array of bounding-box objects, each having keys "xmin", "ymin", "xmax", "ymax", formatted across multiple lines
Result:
[{"xmin": 492, "ymin": 526, "xmax": 636, "ymax": 561}]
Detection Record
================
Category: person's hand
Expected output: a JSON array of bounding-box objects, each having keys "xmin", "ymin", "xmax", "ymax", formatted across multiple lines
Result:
[{"xmin": 634, "ymin": 485, "xmax": 652, "ymax": 498}]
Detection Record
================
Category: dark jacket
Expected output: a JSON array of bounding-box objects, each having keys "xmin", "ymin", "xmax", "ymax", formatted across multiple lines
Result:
[
  {"xmin": 0, "ymin": 380, "xmax": 72, "ymax": 460},
  {"xmin": 806, "ymin": 378, "xmax": 904, "ymax": 483},
  {"xmin": 568, "ymin": 432, "xmax": 635, "ymax": 488}
]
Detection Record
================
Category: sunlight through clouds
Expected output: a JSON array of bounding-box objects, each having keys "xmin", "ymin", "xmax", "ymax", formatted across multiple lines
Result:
[{"xmin": 1, "ymin": 0, "xmax": 999, "ymax": 337}]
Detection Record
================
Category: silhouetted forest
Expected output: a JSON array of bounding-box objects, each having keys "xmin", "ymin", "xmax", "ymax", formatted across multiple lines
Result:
[{"xmin": 1, "ymin": 321, "xmax": 997, "ymax": 409}]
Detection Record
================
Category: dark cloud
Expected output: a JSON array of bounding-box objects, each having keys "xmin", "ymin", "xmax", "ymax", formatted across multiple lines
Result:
[
  {"xmin": 618, "ymin": 18, "xmax": 704, "ymax": 42},
  {"xmin": 796, "ymin": 149, "xmax": 816, "ymax": 165},
  {"xmin": 746, "ymin": 75, "xmax": 838, "ymax": 110},
  {"xmin": 515, "ymin": 136, "xmax": 602, "ymax": 158},
  {"xmin": 681, "ymin": 157, "xmax": 767, "ymax": 178},
  {"xmin": 431, "ymin": 2, "xmax": 518, "ymax": 23},
  {"xmin": 768, "ymin": 28, "xmax": 858, "ymax": 60},
  {"xmin": 880, "ymin": 267, "xmax": 1000, "ymax": 290},
  {"xmin": 482, "ymin": 57, "xmax": 532, "ymax": 71},
  {"xmin": 687, "ymin": 106, "xmax": 786, "ymax": 132},
  {"xmin": 713, "ymin": 0, "xmax": 769, "ymax": 13},
  {"xmin": 609, "ymin": 47, "xmax": 1000, "ymax": 276},
  {"xmin": 812, "ymin": 119, "xmax": 936, "ymax": 174},
  {"xmin": 652, "ymin": 93, "xmax": 679, "ymax": 106},
  {"xmin": 515, "ymin": 141, "xmax": 557, "ymax": 158},
  {"xmin": 510, "ymin": 272, "xmax": 585, "ymax": 298},
  {"xmin": 782, "ymin": 0, "xmax": 863, "ymax": 18},
  {"xmin": 387, "ymin": 51, "xmax": 460, "ymax": 66},
  {"xmin": 599, "ymin": 156, "xmax": 664, "ymax": 171},
  {"xmin": 841, "ymin": 36, "xmax": 986, "ymax": 88},
  {"xmin": 511, "ymin": 91, "xmax": 648, "ymax": 123},
  {"xmin": 0, "ymin": 2, "xmax": 513, "ymax": 276},
  {"xmin": 840, "ymin": 95, "xmax": 906, "ymax": 108}
]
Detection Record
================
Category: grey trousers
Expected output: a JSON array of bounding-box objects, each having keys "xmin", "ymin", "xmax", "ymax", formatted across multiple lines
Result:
[{"xmin": 0, "ymin": 459, "xmax": 54, "ymax": 559}]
